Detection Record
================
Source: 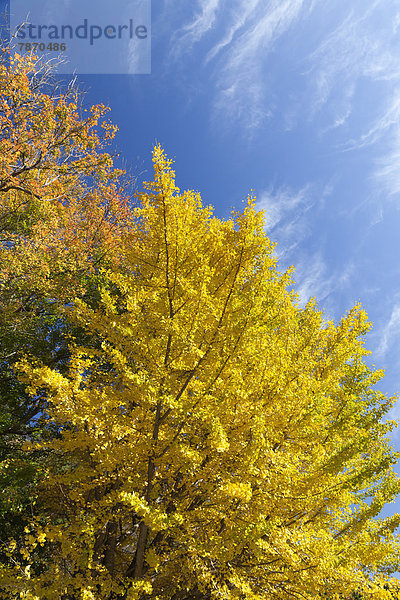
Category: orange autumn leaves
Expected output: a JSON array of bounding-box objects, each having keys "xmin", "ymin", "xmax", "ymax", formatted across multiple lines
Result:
[{"xmin": 0, "ymin": 51, "xmax": 130, "ymax": 324}]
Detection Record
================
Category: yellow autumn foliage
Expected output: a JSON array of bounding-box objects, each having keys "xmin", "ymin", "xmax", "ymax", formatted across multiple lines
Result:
[{"xmin": 3, "ymin": 146, "xmax": 400, "ymax": 600}]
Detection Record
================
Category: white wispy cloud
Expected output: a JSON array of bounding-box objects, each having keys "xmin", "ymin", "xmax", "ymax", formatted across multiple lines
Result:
[
  {"xmin": 374, "ymin": 131, "xmax": 400, "ymax": 198},
  {"xmin": 210, "ymin": 0, "xmax": 307, "ymax": 130},
  {"xmin": 291, "ymin": 253, "xmax": 357, "ymax": 318},
  {"xmin": 377, "ymin": 304, "xmax": 400, "ymax": 360},
  {"xmin": 167, "ymin": 0, "xmax": 315, "ymax": 130},
  {"xmin": 256, "ymin": 185, "xmax": 332, "ymax": 308},
  {"xmin": 305, "ymin": 2, "xmax": 400, "ymax": 111},
  {"xmin": 256, "ymin": 181, "xmax": 357, "ymax": 316},
  {"xmin": 307, "ymin": 4, "xmax": 400, "ymax": 125},
  {"xmin": 256, "ymin": 184, "xmax": 312, "ymax": 258},
  {"xmin": 169, "ymin": 0, "xmax": 221, "ymax": 59},
  {"xmin": 293, "ymin": 253, "xmax": 330, "ymax": 307},
  {"xmin": 255, "ymin": 179, "xmax": 337, "ymax": 256},
  {"xmin": 342, "ymin": 93, "xmax": 400, "ymax": 152},
  {"xmin": 165, "ymin": 0, "xmax": 400, "ymax": 143},
  {"xmin": 257, "ymin": 186, "xmax": 308, "ymax": 230},
  {"xmin": 184, "ymin": 0, "xmax": 221, "ymax": 42},
  {"xmin": 306, "ymin": 9, "xmax": 369, "ymax": 117},
  {"xmin": 204, "ymin": 0, "xmax": 260, "ymax": 65},
  {"xmin": 367, "ymin": 91, "xmax": 400, "ymax": 198},
  {"xmin": 304, "ymin": 2, "xmax": 400, "ymax": 198}
]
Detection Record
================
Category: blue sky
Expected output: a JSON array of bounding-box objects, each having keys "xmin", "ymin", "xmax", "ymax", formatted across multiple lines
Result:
[{"xmin": 5, "ymin": 0, "xmax": 400, "ymax": 516}]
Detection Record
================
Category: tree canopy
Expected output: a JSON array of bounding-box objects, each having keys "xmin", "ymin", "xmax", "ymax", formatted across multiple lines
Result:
[
  {"xmin": 0, "ymin": 49, "xmax": 130, "ymax": 565},
  {"xmin": 1, "ymin": 52, "xmax": 400, "ymax": 600}
]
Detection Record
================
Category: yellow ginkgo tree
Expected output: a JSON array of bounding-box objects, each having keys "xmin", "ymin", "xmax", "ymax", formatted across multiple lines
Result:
[{"xmin": 4, "ymin": 146, "xmax": 400, "ymax": 600}]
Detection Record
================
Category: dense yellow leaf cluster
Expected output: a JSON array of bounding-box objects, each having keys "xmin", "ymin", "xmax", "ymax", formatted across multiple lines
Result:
[{"xmin": 2, "ymin": 146, "xmax": 400, "ymax": 599}]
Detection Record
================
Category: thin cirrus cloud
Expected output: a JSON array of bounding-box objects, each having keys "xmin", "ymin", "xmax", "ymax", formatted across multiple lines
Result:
[
  {"xmin": 255, "ymin": 179, "xmax": 335, "ymax": 259},
  {"xmin": 256, "ymin": 184, "xmax": 312, "ymax": 251},
  {"xmin": 166, "ymin": 0, "xmax": 400, "ymax": 147},
  {"xmin": 208, "ymin": 0, "xmax": 306, "ymax": 130},
  {"xmin": 305, "ymin": 6, "xmax": 380, "ymax": 118},
  {"xmin": 342, "ymin": 94, "xmax": 400, "ymax": 153},
  {"xmin": 292, "ymin": 253, "xmax": 331, "ymax": 308},
  {"xmin": 286, "ymin": 253, "xmax": 355, "ymax": 318},
  {"xmin": 168, "ymin": 0, "xmax": 222, "ymax": 60},
  {"xmin": 367, "ymin": 93, "xmax": 400, "ymax": 198},
  {"xmin": 181, "ymin": 0, "xmax": 221, "ymax": 43},
  {"xmin": 204, "ymin": 0, "xmax": 262, "ymax": 65},
  {"xmin": 167, "ymin": 0, "xmax": 312, "ymax": 130},
  {"xmin": 352, "ymin": 93, "xmax": 400, "ymax": 199},
  {"xmin": 374, "ymin": 132, "xmax": 400, "ymax": 198},
  {"xmin": 376, "ymin": 304, "xmax": 400, "ymax": 362},
  {"xmin": 255, "ymin": 185, "xmax": 333, "ymax": 308},
  {"xmin": 304, "ymin": 2, "xmax": 400, "ymax": 191},
  {"xmin": 255, "ymin": 182, "xmax": 357, "ymax": 315}
]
